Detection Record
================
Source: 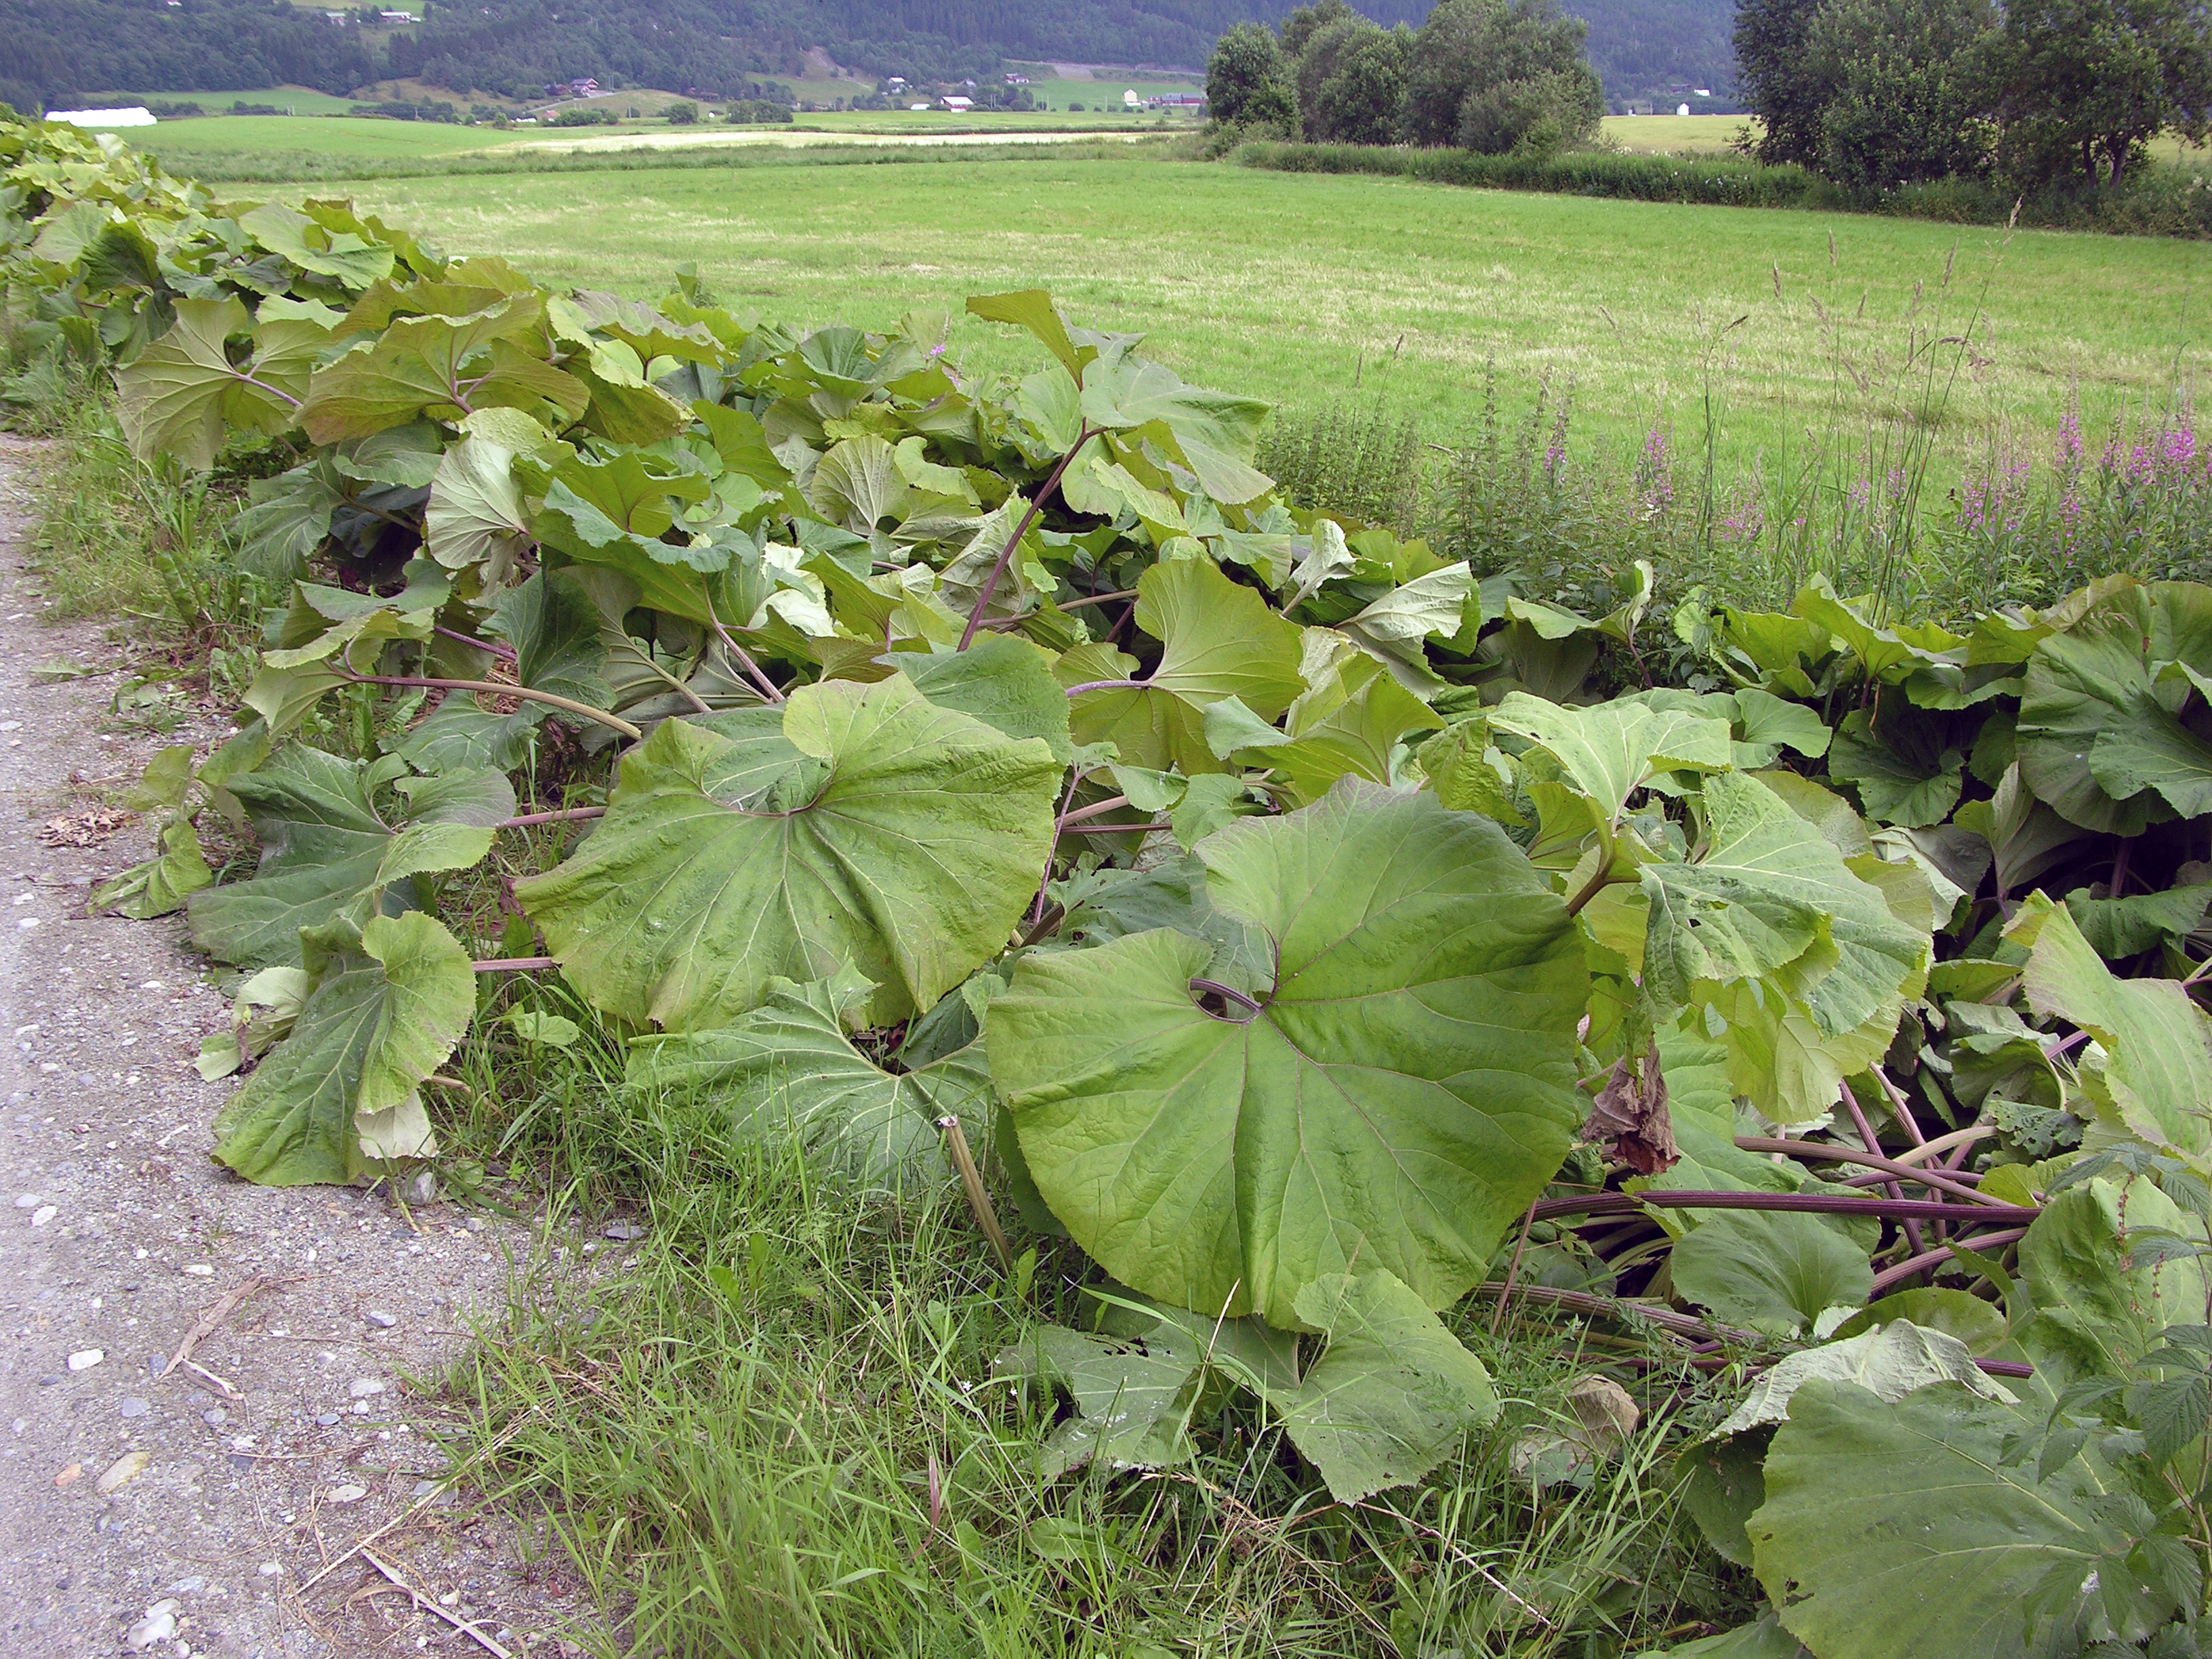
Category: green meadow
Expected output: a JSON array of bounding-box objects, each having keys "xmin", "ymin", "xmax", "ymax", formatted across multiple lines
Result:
[{"xmin": 310, "ymin": 150, "xmax": 2207, "ymax": 480}]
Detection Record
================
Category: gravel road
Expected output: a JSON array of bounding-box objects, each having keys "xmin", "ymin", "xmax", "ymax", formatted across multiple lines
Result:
[{"xmin": 0, "ymin": 438, "xmax": 596, "ymax": 1657}]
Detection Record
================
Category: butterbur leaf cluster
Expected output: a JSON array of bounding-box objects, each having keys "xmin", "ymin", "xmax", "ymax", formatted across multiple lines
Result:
[{"xmin": 16, "ymin": 113, "xmax": 2212, "ymax": 1651}]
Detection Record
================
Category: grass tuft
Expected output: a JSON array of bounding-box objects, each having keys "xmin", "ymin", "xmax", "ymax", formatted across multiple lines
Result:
[{"xmin": 428, "ymin": 1004, "xmax": 1757, "ymax": 1658}]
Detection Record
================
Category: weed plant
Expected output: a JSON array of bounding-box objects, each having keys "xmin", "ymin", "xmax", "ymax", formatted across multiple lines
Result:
[{"xmin": 430, "ymin": 988, "xmax": 1753, "ymax": 1658}]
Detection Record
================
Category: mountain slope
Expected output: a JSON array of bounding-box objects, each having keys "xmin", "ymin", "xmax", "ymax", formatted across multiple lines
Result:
[{"xmin": 2, "ymin": 0, "xmax": 1731, "ymax": 122}]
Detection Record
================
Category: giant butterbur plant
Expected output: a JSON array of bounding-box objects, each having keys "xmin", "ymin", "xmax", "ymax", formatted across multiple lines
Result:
[{"xmin": 13, "ymin": 112, "xmax": 2212, "ymax": 1656}]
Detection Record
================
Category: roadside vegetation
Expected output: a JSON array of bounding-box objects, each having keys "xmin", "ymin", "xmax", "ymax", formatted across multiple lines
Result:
[{"xmin": 15, "ymin": 108, "xmax": 2212, "ymax": 1659}]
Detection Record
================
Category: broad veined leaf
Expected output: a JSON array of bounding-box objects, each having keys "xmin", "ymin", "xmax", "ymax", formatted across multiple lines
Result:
[
  {"xmin": 2018, "ymin": 1176, "xmax": 2208, "ymax": 1382},
  {"xmin": 623, "ymin": 966, "xmax": 987, "ymax": 1181},
  {"xmin": 1951, "ymin": 762, "xmax": 2087, "ymax": 899},
  {"xmin": 1245, "ymin": 653, "xmax": 1435, "ymax": 806},
  {"xmin": 994, "ymin": 1321, "xmax": 1203, "ymax": 1479},
  {"xmin": 1068, "ymin": 556, "xmax": 1305, "ymax": 774},
  {"xmin": 187, "ymin": 748, "xmax": 512, "ymax": 970},
  {"xmin": 232, "ymin": 458, "xmax": 348, "ymax": 584},
  {"xmin": 424, "ymin": 432, "xmax": 532, "ymax": 584},
  {"xmin": 896, "ymin": 636, "xmax": 1073, "ymax": 763},
  {"xmin": 967, "ymin": 289, "xmax": 1090, "ymax": 380},
  {"xmin": 1338, "ymin": 564, "xmax": 1479, "ymax": 676},
  {"xmin": 1274, "ymin": 1269, "xmax": 1498, "ymax": 1502},
  {"xmin": 115, "ymin": 295, "xmax": 308, "ymax": 470},
  {"xmin": 1078, "ymin": 355, "xmax": 1273, "ymax": 505},
  {"xmin": 1634, "ymin": 1614, "xmax": 1809, "ymax": 1658},
  {"xmin": 1642, "ymin": 771, "xmax": 1931, "ymax": 1041},
  {"xmin": 806, "ymin": 432, "xmax": 908, "ymax": 532},
  {"xmin": 1826, "ymin": 1288, "xmax": 2011, "ymax": 1355},
  {"xmin": 2018, "ymin": 581, "xmax": 2212, "ymax": 832},
  {"xmin": 1748, "ymin": 1380, "xmax": 2163, "ymax": 1659},
  {"xmin": 91, "ymin": 819, "xmax": 212, "ymax": 920},
  {"xmin": 2013, "ymin": 895, "xmax": 2212, "ymax": 1165},
  {"xmin": 1713, "ymin": 1321, "xmax": 2013, "ymax": 1437},
  {"xmin": 209, "ymin": 912, "xmax": 473, "ymax": 1186},
  {"xmin": 1491, "ymin": 693, "xmax": 1734, "ymax": 823},
  {"xmin": 551, "ymin": 289, "xmax": 722, "ymax": 365},
  {"xmin": 2065, "ymin": 882, "xmax": 2212, "ymax": 958},
  {"xmin": 1669, "ymin": 1209, "xmax": 1874, "ymax": 1338},
  {"xmin": 516, "ymin": 676, "xmax": 1061, "ymax": 1031},
  {"xmin": 991, "ymin": 780, "xmax": 1589, "ymax": 1330},
  {"xmin": 300, "ymin": 300, "xmax": 585, "ymax": 444},
  {"xmin": 1825, "ymin": 712, "xmax": 1963, "ymax": 827},
  {"xmin": 237, "ymin": 201, "xmax": 397, "ymax": 289}
]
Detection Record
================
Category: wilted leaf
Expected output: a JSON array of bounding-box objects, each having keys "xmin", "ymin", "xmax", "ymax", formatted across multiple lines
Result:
[{"xmin": 210, "ymin": 913, "xmax": 474, "ymax": 1185}]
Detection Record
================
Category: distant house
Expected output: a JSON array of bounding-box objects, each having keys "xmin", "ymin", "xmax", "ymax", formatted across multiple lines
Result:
[
  {"xmin": 886, "ymin": 77, "xmax": 907, "ymax": 89},
  {"xmin": 1003, "ymin": 74, "xmax": 1029, "ymax": 85},
  {"xmin": 941, "ymin": 96, "xmax": 973, "ymax": 111},
  {"xmin": 1122, "ymin": 89, "xmax": 1140, "ymax": 108},
  {"xmin": 377, "ymin": 9, "xmax": 413, "ymax": 20},
  {"xmin": 569, "ymin": 77, "xmax": 599, "ymax": 95},
  {"xmin": 1146, "ymin": 94, "xmax": 1206, "ymax": 110},
  {"xmin": 908, "ymin": 102, "xmax": 930, "ymax": 111},
  {"xmin": 46, "ymin": 107, "xmax": 156, "ymax": 127}
]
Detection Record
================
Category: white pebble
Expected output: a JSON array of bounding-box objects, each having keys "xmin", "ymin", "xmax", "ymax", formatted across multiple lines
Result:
[
  {"xmin": 180, "ymin": 1265, "xmax": 213, "ymax": 1277},
  {"xmin": 348, "ymin": 1378, "xmax": 386, "ymax": 1399},
  {"xmin": 66, "ymin": 1349, "xmax": 103, "ymax": 1372},
  {"xmin": 29, "ymin": 1206, "xmax": 54, "ymax": 1227},
  {"xmin": 325, "ymin": 1483, "xmax": 367, "ymax": 1505}
]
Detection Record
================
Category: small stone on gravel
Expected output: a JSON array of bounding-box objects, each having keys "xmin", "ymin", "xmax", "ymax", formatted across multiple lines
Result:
[
  {"xmin": 124, "ymin": 1598, "xmax": 178, "ymax": 1652},
  {"xmin": 28, "ymin": 1204, "xmax": 52, "ymax": 1226},
  {"xmin": 314, "ymin": 1413, "xmax": 340, "ymax": 1427},
  {"xmin": 363, "ymin": 1309, "xmax": 396, "ymax": 1328},
  {"xmin": 65, "ymin": 1348, "xmax": 102, "ymax": 1371},
  {"xmin": 96, "ymin": 1449, "xmax": 150, "ymax": 1494},
  {"xmin": 117, "ymin": 1397, "xmax": 149, "ymax": 1418},
  {"xmin": 325, "ymin": 1483, "xmax": 367, "ymax": 1505},
  {"xmin": 203, "ymin": 1408, "xmax": 226, "ymax": 1427},
  {"xmin": 348, "ymin": 1377, "xmax": 385, "ymax": 1398}
]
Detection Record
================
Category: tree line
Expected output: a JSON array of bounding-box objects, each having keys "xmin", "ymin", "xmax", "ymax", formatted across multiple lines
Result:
[
  {"xmin": 1212, "ymin": 0, "xmax": 2211, "ymax": 193},
  {"xmin": 1737, "ymin": 0, "xmax": 2211, "ymax": 189},
  {"xmin": 1208, "ymin": 0, "xmax": 1606, "ymax": 154}
]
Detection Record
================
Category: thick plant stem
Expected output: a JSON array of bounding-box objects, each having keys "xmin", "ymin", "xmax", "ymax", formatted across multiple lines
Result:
[
  {"xmin": 1488, "ymin": 1202, "xmax": 1540, "ymax": 1336},
  {"xmin": 937, "ymin": 1115, "xmax": 1012, "ymax": 1273},
  {"xmin": 1533, "ymin": 1189, "xmax": 2039, "ymax": 1225},
  {"xmin": 1867, "ymin": 1228, "xmax": 2030, "ymax": 1297},
  {"xmin": 1734, "ymin": 1137, "xmax": 1999, "ymax": 1206},
  {"xmin": 471, "ymin": 956, "xmax": 556, "ymax": 972},
  {"xmin": 699, "ymin": 588, "xmax": 786, "ymax": 705},
  {"xmin": 497, "ymin": 806, "xmax": 606, "ymax": 830},
  {"xmin": 957, "ymin": 423, "xmax": 1099, "ymax": 651},
  {"xmin": 1061, "ymin": 678, "xmax": 1149, "ymax": 697},
  {"xmin": 340, "ymin": 672, "xmax": 642, "ymax": 741},
  {"xmin": 1839, "ymin": 1080, "xmax": 1927, "ymax": 1259}
]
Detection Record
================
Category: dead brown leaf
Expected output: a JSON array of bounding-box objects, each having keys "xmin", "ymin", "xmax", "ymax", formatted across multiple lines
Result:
[
  {"xmin": 1584, "ymin": 1041, "xmax": 1677, "ymax": 1174},
  {"xmin": 37, "ymin": 808, "xmax": 130, "ymax": 848}
]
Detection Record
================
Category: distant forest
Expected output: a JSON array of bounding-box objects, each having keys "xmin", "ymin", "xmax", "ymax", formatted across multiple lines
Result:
[{"xmin": 1, "ymin": 0, "xmax": 1734, "ymax": 116}]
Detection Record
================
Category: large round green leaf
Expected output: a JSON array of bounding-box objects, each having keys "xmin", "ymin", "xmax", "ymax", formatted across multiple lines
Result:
[
  {"xmin": 516, "ymin": 675, "xmax": 1063, "ymax": 1030},
  {"xmin": 1748, "ymin": 1380, "xmax": 2156, "ymax": 1659},
  {"xmin": 989, "ymin": 779, "xmax": 1588, "ymax": 1330},
  {"xmin": 2017, "ymin": 581, "xmax": 2212, "ymax": 834}
]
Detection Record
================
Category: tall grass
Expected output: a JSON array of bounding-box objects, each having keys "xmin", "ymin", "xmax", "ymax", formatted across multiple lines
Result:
[
  {"xmin": 1261, "ymin": 252, "xmax": 2212, "ymax": 628},
  {"xmin": 430, "ymin": 990, "xmax": 1754, "ymax": 1659}
]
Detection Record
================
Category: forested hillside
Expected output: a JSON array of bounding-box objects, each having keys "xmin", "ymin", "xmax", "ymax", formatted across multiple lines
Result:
[{"xmin": 1, "ymin": 0, "xmax": 1730, "ymax": 115}]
